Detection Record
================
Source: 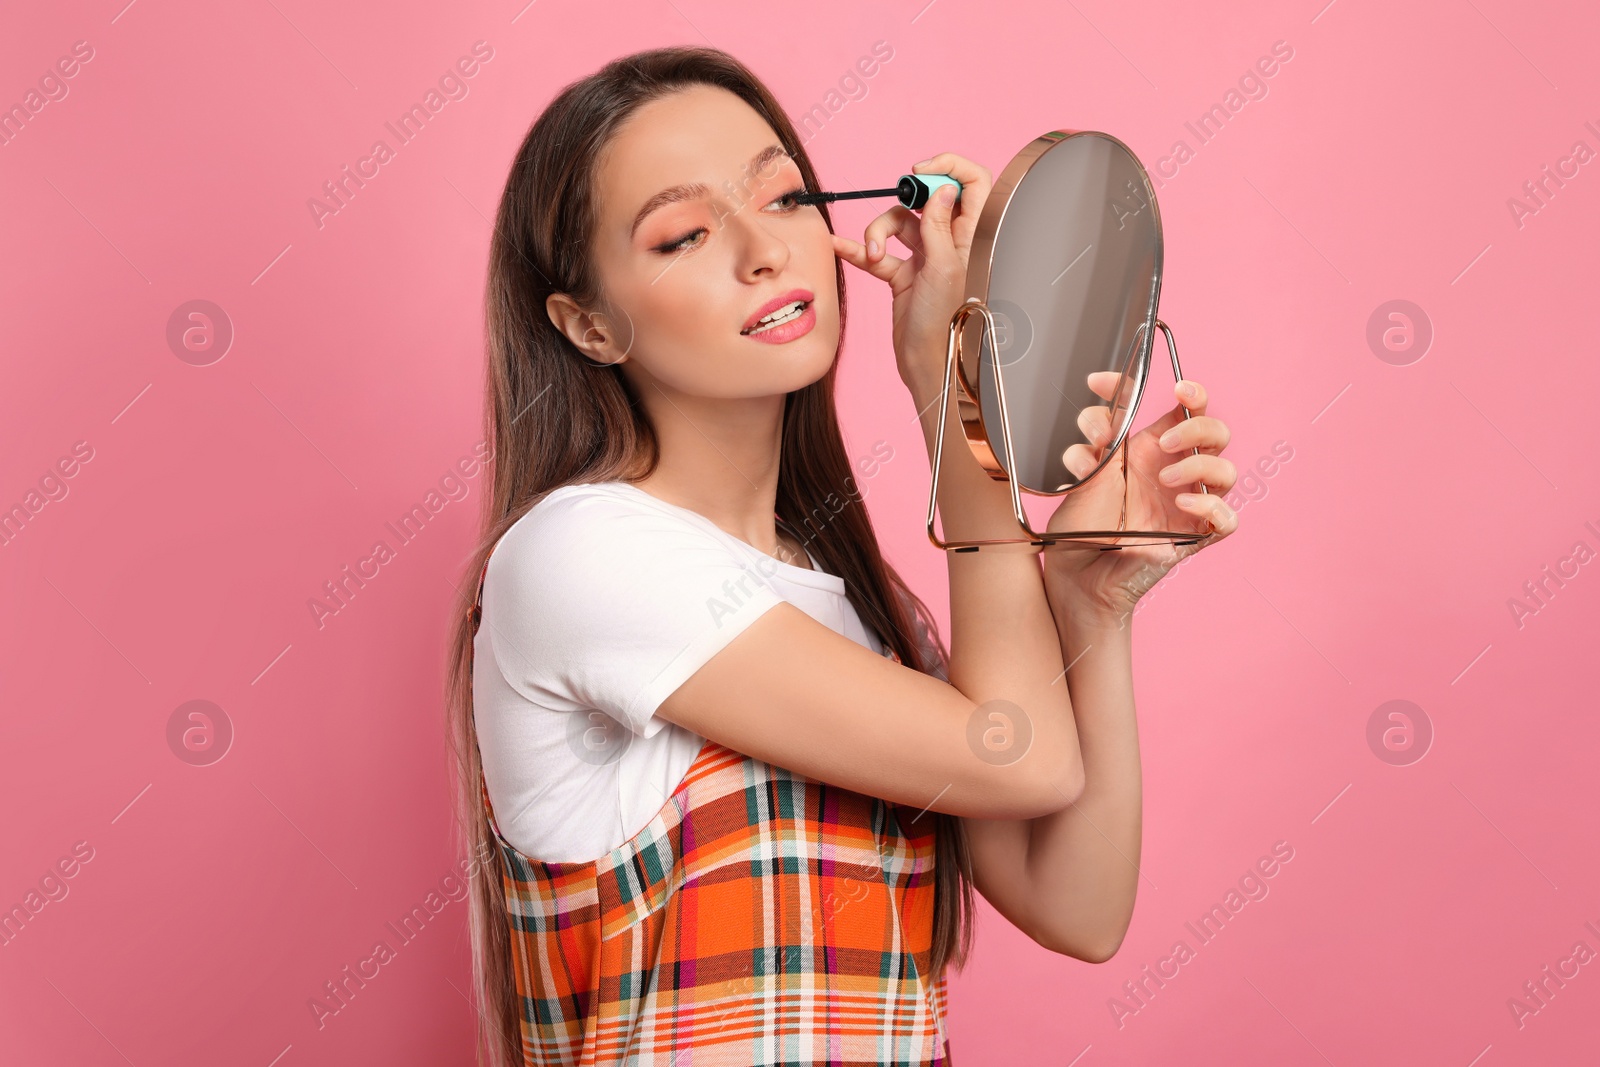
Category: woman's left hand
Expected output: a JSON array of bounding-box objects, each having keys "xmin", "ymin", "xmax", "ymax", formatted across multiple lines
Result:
[{"xmin": 1042, "ymin": 374, "xmax": 1239, "ymax": 620}]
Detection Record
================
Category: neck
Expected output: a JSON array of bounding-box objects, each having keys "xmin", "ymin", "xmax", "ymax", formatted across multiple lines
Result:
[{"xmin": 625, "ymin": 378, "xmax": 791, "ymax": 555}]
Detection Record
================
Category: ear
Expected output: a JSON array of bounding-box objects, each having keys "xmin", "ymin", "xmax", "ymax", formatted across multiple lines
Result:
[{"xmin": 546, "ymin": 292, "xmax": 629, "ymax": 366}]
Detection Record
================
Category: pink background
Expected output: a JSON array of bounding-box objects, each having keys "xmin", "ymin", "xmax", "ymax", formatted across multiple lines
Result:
[{"xmin": 3, "ymin": 0, "xmax": 1597, "ymax": 1063}]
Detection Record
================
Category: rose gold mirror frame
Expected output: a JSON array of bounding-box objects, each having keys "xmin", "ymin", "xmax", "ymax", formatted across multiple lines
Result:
[{"xmin": 924, "ymin": 129, "xmax": 1210, "ymax": 554}]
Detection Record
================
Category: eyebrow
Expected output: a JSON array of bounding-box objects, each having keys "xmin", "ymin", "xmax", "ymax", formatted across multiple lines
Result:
[{"xmin": 629, "ymin": 144, "xmax": 794, "ymax": 239}]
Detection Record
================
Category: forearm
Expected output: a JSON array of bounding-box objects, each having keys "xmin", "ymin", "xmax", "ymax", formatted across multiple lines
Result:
[
  {"xmin": 904, "ymin": 358, "xmax": 1078, "ymax": 786},
  {"xmin": 1021, "ymin": 575, "xmax": 1144, "ymax": 959}
]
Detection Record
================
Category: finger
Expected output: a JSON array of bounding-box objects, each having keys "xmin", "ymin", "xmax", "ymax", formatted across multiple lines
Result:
[
  {"xmin": 1135, "ymin": 378, "xmax": 1213, "ymax": 447},
  {"xmin": 1174, "ymin": 379, "xmax": 1207, "ymax": 418},
  {"xmin": 916, "ymin": 181, "xmax": 962, "ymax": 272},
  {"xmin": 862, "ymin": 205, "xmax": 927, "ymax": 267},
  {"xmin": 1075, "ymin": 403, "xmax": 1114, "ymax": 450},
  {"xmin": 1174, "ymin": 491, "xmax": 1238, "ymax": 538},
  {"xmin": 1157, "ymin": 454, "xmax": 1237, "ymax": 494},
  {"xmin": 832, "ymin": 233, "xmax": 903, "ymax": 286},
  {"xmin": 1085, "ymin": 370, "xmax": 1121, "ymax": 401},
  {"xmin": 911, "ymin": 153, "xmax": 993, "ymax": 252},
  {"xmin": 1156, "ymin": 415, "xmax": 1231, "ymax": 455},
  {"xmin": 1062, "ymin": 441, "xmax": 1104, "ymax": 479}
]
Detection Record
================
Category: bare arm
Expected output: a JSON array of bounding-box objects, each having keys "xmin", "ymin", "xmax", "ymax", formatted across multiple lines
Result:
[
  {"xmin": 660, "ymin": 152, "xmax": 1087, "ymax": 822},
  {"xmin": 656, "ymin": 599, "xmax": 1076, "ymax": 821},
  {"xmin": 958, "ymin": 377, "xmax": 1241, "ymax": 962},
  {"xmin": 959, "ymin": 593, "xmax": 1141, "ymax": 963}
]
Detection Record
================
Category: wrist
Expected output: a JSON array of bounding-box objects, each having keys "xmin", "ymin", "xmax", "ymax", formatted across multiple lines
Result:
[
  {"xmin": 899, "ymin": 368, "xmax": 943, "ymax": 412},
  {"xmin": 1044, "ymin": 568, "xmax": 1136, "ymax": 635},
  {"xmin": 897, "ymin": 342, "xmax": 953, "ymax": 398}
]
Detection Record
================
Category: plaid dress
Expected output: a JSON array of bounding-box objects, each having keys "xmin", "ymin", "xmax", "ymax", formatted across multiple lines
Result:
[{"xmin": 471, "ymin": 556, "xmax": 953, "ymax": 1066}]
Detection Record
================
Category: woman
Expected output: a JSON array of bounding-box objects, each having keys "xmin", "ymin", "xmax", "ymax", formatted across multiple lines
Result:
[{"xmin": 445, "ymin": 45, "xmax": 1238, "ymax": 1067}]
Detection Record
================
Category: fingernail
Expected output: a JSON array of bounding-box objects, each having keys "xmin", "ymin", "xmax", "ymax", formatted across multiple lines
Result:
[
  {"xmin": 938, "ymin": 184, "xmax": 956, "ymax": 203},
  {"xmin": 1176, "ymin": 493, "xmax": 1196, "ymax": 505},
  {"xmin": 1159, "ymin": 429, "xmax": 1179, "ymax": 450},
  {"xmin": 867, "ymin": 239, "xmax": 879, "ymax": 257},
  {"xmin": 915, "ymin": 158, "xmax": 933, "ymax": 168},
  {"xmin": 1178, "ymin": 382, "xmax": 1197, "ymax": 399}
]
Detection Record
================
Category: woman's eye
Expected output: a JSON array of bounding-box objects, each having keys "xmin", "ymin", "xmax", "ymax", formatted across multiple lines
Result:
[
  {"xmin": 769, "ymin": 187, "xmax": 807, "ymax": 210},
  {"xmin": 655, "ymin": 228, "xmax": 705, "ymax": 254},
  {"xmin": 654, "ymin": 189, "xmax": 807, "ymax": 254}
]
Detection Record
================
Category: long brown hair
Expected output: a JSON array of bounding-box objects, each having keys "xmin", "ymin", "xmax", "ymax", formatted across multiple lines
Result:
[{"xmin": 443, "ymin": 44, "xmax": 973, "ymax": 1066}]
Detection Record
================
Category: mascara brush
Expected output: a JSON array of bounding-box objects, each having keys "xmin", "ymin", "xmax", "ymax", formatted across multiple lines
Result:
[{"xmin": 794, "ymin": 173, "xmax": 963, "ymax": 210}]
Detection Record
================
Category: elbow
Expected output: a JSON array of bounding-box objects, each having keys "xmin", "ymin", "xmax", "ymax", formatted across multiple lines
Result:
[
  {"xmin": 1025, "ymin": 741, "xmax": 1086, "ymax": 818},
  {"xmin": 963, "ymin": 712, "xmax": 1085, "ymax": 820},
  {"xmin": 1070, "ymin": 934, "xmax": 1127, "ymax": 964},
  {"xmin": 1058, "ymin": 756, "xmax": 1086, "ymax": 808},
  {"xmin": 1035, "ymin": 922, "xmax": 1127, "ymax": 964},
  {"xmin": 1000, "ymin": 756, "xmax": 1084, "ymax": 821}
]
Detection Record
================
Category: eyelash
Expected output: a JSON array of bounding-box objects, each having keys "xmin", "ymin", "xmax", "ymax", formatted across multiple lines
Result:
[{"xmin": 653, "ymin": 186, "xmax": 808, "ymax": 255}]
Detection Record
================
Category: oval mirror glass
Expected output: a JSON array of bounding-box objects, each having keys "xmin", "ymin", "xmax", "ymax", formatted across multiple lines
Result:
[{"xmin": 964, "ymin": 131, "xmax": 1163, "ymax": 494}]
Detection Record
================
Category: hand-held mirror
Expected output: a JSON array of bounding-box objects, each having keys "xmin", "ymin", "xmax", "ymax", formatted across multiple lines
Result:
[{"xmin": 925, "ymin": 129, "xmax": 1209, "ymax": 552}]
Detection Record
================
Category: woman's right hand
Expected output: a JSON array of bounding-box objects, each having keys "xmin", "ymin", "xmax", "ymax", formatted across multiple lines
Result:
[{"xmin": 831, "ymin": 153, "xmax": 993, "ymax": 394}]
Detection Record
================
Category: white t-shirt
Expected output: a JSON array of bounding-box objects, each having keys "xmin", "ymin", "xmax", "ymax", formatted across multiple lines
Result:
[{"xmin": 473, "ymin": 480, "xmax": 892, "ymax": 864}]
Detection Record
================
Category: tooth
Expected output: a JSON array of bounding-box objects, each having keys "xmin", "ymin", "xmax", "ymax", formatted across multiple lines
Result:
[
  {"xmin": 757, "ymin": 301, "xmax": 801, "ymax": 326},
  {"xmin": 746, "ymin": 300, "xmax": 807, "ymax": 334}
]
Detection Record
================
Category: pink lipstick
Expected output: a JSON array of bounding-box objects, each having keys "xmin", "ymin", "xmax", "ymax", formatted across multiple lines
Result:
[{"xmin": 741, "ymin": 289, "xmax": 815, "ymax": 344}]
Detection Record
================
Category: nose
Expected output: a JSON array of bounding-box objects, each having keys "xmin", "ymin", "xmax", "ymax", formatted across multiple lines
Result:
[{"xmin": 732, "ymin": 205, "xmax": 791, "ymax": 280}]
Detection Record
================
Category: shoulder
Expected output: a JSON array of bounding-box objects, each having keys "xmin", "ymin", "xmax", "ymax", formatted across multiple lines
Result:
[
  {"xmin": 506, "ymin": 481, "xmax": 666, "ymax": 540},
  {"xmin": 480, "ymin": 480, "xmax": 786, "ymax": 730},
  {"xmin": 494, "ymin": 482, "xmax": 718, "ymax": 571},
  {"xmin": 484, "ymin": 481, "xmax": 766, "ymax": 614}
]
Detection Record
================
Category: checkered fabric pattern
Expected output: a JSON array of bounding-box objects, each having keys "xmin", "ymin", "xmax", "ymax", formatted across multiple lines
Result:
[
  {"xmin": 477, "ymin": 734, "xmax": 952, "ymax": 1066},
  {"xmin": 470, "ymin": 546, "xmax": 952, "ymax": 1065}
]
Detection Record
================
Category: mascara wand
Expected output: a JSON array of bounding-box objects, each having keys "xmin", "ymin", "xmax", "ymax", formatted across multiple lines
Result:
[{"xmin": 794, "ymin": 173, "xmax": 963, "ymax": 210}]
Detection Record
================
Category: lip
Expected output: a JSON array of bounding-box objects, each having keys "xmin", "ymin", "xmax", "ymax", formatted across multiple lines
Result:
[
  {"xmin": 743, "ymin": 300, "xmax": 816, "ymax": 345},
  {"xmin": 741, "ymin": 288, "xmax": 814, "ymax": 335}
]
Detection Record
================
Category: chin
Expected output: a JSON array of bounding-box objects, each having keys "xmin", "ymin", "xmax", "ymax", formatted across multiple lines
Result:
[
  {"xmin": 726, "ymin": 300, "xmax": 842, "ymax": 395},
  {"xmin": 741, "ymin": 350, "xmax": 831, "ymax": 398},
  {"xmin": 789, "ymin": 323, "xmax": 842, "ymax": 386}
]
